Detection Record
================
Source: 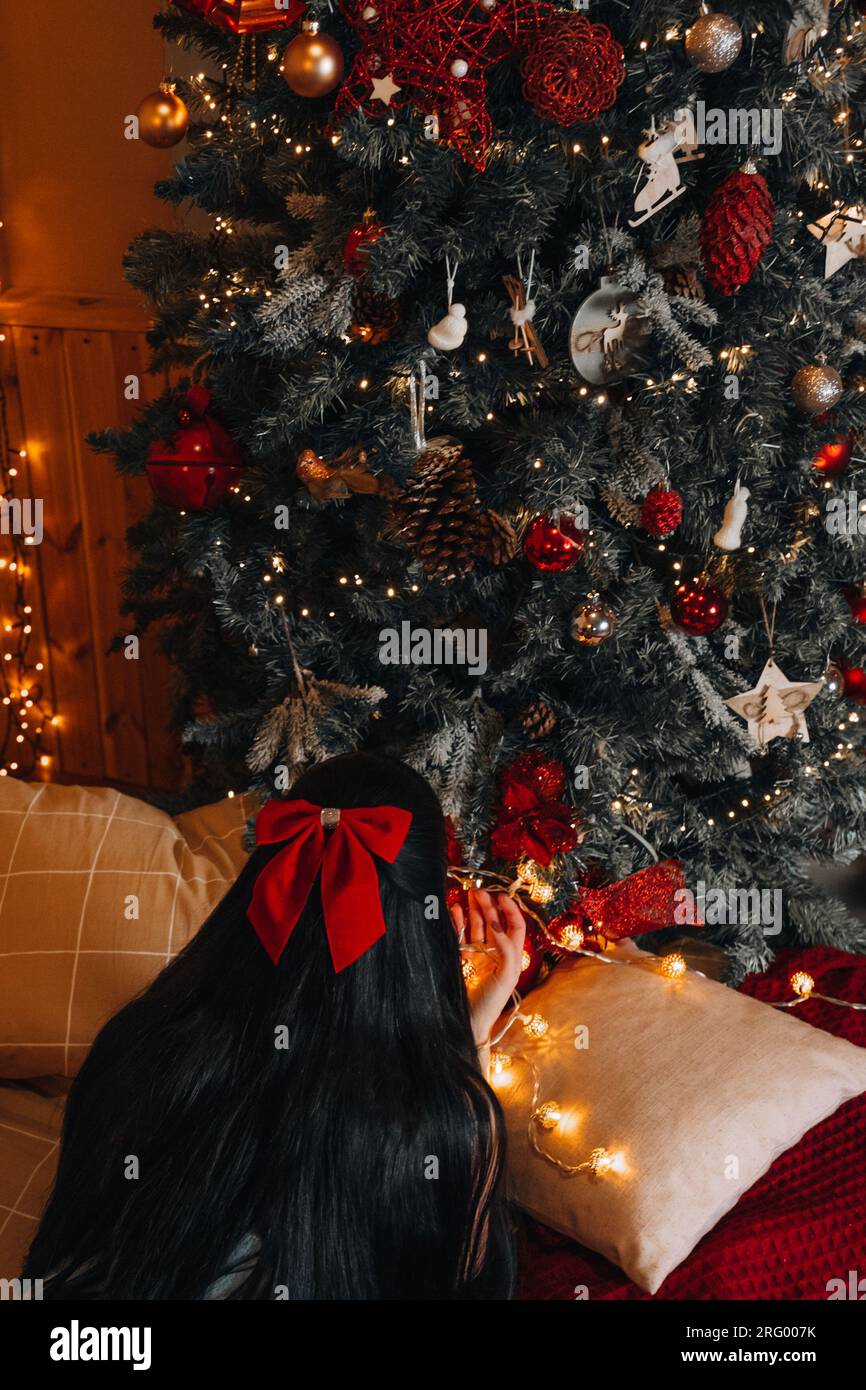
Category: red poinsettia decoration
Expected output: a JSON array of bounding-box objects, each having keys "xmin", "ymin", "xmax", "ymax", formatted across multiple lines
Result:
[{"xmin": 489, "ymin": 750, "xmax": 580, "ymax": 867}]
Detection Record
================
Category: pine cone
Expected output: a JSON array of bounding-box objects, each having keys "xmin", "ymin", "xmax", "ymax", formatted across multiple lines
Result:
[
  {"xmin": 391, "ymin": 440, "xmax": 484, "ymax": 583},
  {"xmin": 661, "ymin": 263, "xmax": 705, "ymax": 302},
  {"xmin": 641, "ymin": 484, "xmax": 683, "ymax": 538},
  {"xmin": 350, "ymin": 284, "xmax": 400, "ymax": 344},
  {"xmin": 518, "ymin": 700, "xmax": 557, "ymax": 741},
  {"xmin": 478, "ymin": 509, "xmax": 518, "ymax": 566}
]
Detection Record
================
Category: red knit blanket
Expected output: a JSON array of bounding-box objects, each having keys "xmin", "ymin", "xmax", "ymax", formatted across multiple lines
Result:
[{"xmin": 516, "ymin": 947, "xmax": 866, "ymax": 1300}]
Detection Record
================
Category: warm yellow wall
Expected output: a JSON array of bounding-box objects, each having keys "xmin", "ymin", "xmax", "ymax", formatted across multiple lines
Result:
[{"xmin": 0, "ymin": 0, "xmax": 177, "ymax": 298}]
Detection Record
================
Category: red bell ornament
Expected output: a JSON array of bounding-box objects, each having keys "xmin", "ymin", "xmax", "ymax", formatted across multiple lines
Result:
[
  {"xmin": 812, "ymin": 435, "xmax": 852, "ymax": 479},
  {"xmin": 523, "ymin": 514, "xmax": 585, "ymax": 572},
  {"xmin": 146, "ymin": 386, "xmax": 242, "ymax": 510},
  {"xmin": 670, "ymin": 581, "xmax": 729, "ymax": 636}
]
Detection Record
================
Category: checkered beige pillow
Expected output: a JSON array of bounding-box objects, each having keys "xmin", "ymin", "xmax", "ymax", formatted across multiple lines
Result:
[{"xmin": 0, "ymin": 782, "xmax": 253, "ymax": 1078}]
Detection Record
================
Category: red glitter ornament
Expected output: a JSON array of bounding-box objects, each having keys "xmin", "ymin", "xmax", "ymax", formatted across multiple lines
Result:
[
  {"xmin": 843, "ymin": 664, "xmax": 866, "ymax": 703},
  {"xmin": 520, "ymin": 12, "xmax": 624, "ymax": 126},
  {"xmin": 490, "ymin": 749, "xmax": 579, "ymax": 868},
  {"xmin": 700, "ymin": 169, "xmax": 775, "ymax": 296},
  {"xmin": 670, "ymin": 581, "xmax": 729, "ymax": 636},
  {"xmin": 146, "ymin": 386, "xmax": 241, "ymax": 510},
  {"xmin": 641, "ymin": 484, "xmax": 683, "ymax": 538},
  {"xmin": 342, "ymin": 214, "xmax": 385, "ymax": 277},
  {"xmin": 522, "ymin": 514, "xmax": 585, "ymax": 572},
  {"xmin": 813, "ymin": 436, "xmax": 852, "ymax": 479},
  {"xmin": 336, "ymin": 0, "xmax": 550, "ymax": 169}
]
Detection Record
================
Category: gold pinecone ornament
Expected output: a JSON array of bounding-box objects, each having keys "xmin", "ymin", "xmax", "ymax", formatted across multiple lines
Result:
[{"xmin": 392, "ymin": 438, "xmax": 514, "ymax": 583}]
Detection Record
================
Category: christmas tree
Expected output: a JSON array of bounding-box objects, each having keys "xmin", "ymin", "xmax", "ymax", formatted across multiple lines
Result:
[{"xmin": 95, "ymin": 0, "xmax": 866, "ymax": 978}]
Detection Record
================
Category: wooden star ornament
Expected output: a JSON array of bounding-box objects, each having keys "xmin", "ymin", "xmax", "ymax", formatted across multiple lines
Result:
[{"xmin": 725, "ymin": 658, "xmax": 823, "ymax": 748}]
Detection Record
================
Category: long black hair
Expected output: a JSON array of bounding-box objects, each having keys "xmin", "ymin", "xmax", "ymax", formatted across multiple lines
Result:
[{"xmin": 26, "ymin": 753, "xmax": 514, "ymax": 1299}]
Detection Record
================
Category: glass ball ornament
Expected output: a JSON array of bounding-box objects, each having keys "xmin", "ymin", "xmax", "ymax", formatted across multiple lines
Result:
[
  {"xmin": 791, "ymin": 364, "xmax": 844, "ymax": 415},
  {"xmin": 280, "ymin": 22, "xmax": 345, "ymax": 97},
  {"xmin": 571, "ymin": 592, "xmax": 616, "ymax": 646},
  {"xmin": 342, "ymin": 216, "xmax": 385, "ymax": 277},
  {"xmin": 812, "ymin": 435, "xmax": 852, "ymax": 478},
  {"xmin": 136, "ymin": 85, "xmax": 189, "ymax": 148},
  {"xmin": 845, "ymin": 583, "xmax": 866, "ymax": 624},
  {"xmin": 684, "ymin": 6, "xmax": 743, "ymax": 73},
  {"xmin": 823, "ymin": 661, "xmax": 845, "ymax": 697},
  {"xmin": 670, "ymin": 581, "xmax": 729, "ymax": 636},
  {"xmin": 843, "ymin": 664, "xmax": 866, "ymax": 704},
  {"xmin": 523, "ymin": 514, "xmax": 585, "ymax": 572}
]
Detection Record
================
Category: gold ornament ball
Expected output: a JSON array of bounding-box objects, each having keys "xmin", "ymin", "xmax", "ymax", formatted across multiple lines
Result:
[
  {"xmin": 685, "ymin": 10, "xmax": 743, "ymax": 73},
  {"xmin": 791, "ymin": 364, "xmax": 844, "ymax": 415},
  {"xmin": 281, "ymin": 23, "xmax": 345, "ymax": 98},
  {"xmin": 571, "ymin": 592, "xmax": 616, "ymax": 646},
  {"xmin": 136, "ymin": 87, "xmax": 189, "ymax": 149}
]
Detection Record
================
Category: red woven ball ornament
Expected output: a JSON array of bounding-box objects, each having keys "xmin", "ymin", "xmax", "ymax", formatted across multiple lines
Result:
[
  {"xmin": 641, "ymin": 485, "xmax": 683, "ymax": 538},
  {"xmin": 700, "ymin": 169, "xmax": 775, "ymax": 296},
  {"xmin": 521, "ymin": 13, "xmax": 624, "ymax": 125}
]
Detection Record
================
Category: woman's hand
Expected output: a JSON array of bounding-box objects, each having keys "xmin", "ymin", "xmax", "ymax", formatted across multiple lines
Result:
[{"xmin": 449, "ymin": 890, "xmax": 527, "ymax": 1051}]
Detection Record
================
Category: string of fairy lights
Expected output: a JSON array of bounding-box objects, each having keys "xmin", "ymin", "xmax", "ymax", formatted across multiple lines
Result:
[{"xmin": 0, "ymin": 376, "xmax": 58, "ymax": 778}]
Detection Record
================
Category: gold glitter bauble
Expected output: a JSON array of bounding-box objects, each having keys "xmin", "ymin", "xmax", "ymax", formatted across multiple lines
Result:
[
  {"xmin": 791, "ymin": 364, "xmax": 844, "ymax": 415},
  {"xmin": 685, "ymin": 9, "xmax": 743, "ymax": 73},
  {"xmin": 571, "ymin": 592, "xmax": 616, "ymax": 646}
]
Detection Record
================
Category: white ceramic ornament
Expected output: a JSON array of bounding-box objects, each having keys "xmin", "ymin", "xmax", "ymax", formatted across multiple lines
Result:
[
  {"xmin": 569, "ymin": 276, "xmax": 647, "ymax": 384},
  {"xmin": 725, "ymin": 658, "xmax": 822, "ymax": 748},
  {"xmin": 807, "ymin": 205, "xmax": 866, "ymax": 279},
  {"xmin": 428, "ymin": 303, "xmax": 468, "ymax": 351},
  {"xmin": 713, "ymin": 481, "xmax": 750, "ymax": 551},
  {"xmin": 629, "ymin": 112, "xmax": 703, "ymax": 228}
]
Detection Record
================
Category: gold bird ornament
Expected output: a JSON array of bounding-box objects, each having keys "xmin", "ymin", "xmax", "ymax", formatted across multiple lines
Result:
[{"xmin": 295, "ymin": 446, "xmax": 389, "ymax": 501}]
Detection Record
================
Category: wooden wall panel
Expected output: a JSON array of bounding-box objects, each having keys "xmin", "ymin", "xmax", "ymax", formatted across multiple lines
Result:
[{"xmin": 0, "ymin": 301, "xmax": 185, "ymax": 791}]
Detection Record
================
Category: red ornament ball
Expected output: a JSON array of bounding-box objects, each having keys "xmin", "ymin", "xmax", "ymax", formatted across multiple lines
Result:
[
  {"xmin": 813, "ymin": 435, "xmax": 852, "ymax": 479},
  {"xmin": 521, "ymin": 13, "xmax": 624, "ymax": 126},
  {"xmin": 845, "ymin": 585, "xmax": 866, "ymax": 624},
  {"xmin": 523, "ymin": 514, "xmax": 585, "ymax": 572},
  {"xmin": 670, "ymin": 581, "xmax": 729, "ymax": 636},
  {"xmin": 146, "ymin": 386, "xmax": 241, "ymax": 510},
  {"xmin": 842, "ymin": 664, "xmax": 866, "ymax": 703},
  {"xmin": 342, "ymin": 217, "xmax": 385, "ymax": 277},
  {"xmin": 700, "ymin": 170, "xmax": 775, "ymax": 296},
  {"xmin": 641, "ymin": 484, "xmax": 683, "ymax": 537}
]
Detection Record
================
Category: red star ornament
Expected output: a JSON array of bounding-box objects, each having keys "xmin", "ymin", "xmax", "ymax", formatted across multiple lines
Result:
[{"xmin": 336, "ymin": 0, "xmax": 550, "ymax": 169}]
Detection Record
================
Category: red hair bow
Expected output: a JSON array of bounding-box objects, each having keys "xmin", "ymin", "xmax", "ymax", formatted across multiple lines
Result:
[{"xmin": 247, "ymin": 799, "xmax": 413, "ymax": 971}]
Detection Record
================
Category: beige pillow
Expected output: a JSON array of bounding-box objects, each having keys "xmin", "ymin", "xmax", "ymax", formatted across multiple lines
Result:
[
  {"xmin": 497, "ymin": 945, "xmax": 866, "ymax": 1294},
  {"xmin": 0, "ymin": 782, "xmax": 253, "ymax": 1078}
]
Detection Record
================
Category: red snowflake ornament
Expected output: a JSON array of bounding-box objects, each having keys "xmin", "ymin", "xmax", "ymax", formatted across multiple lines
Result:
[
  {"xmin": 521, "ymin": 12, "xmax": 624, "ymax": 125},
  {"xmin": 336, "ymin": 0, "xmax": 549, "ymax": 169},
  {"xmin": 700, "ymin": 169, "xmax": 775, "ymax": 296}
]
